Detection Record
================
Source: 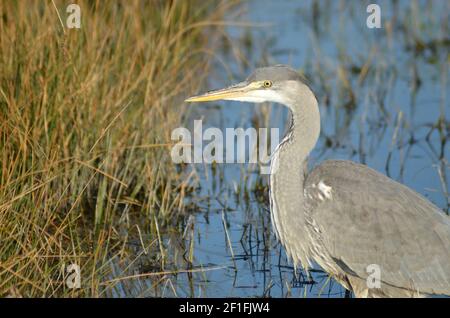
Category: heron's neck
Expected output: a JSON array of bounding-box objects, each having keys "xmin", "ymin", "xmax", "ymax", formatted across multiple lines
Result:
[
  {"xmin": 270, "ymin": 84, "xmax": 320, "ymax": 268},
  {"xmin": 274, "ymin": 84, "xmax": 320, "ymax": 190}
]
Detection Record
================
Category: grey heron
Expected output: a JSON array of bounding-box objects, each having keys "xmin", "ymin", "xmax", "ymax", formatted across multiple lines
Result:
[{"xmin": 185, "ymin": 65, "xmax": 450, "ymax": 297}]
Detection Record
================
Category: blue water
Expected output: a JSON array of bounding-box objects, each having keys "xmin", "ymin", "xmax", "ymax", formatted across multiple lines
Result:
[{"xmin": 138, "ymin": 0, "xmax": 449, "ymax": 297}]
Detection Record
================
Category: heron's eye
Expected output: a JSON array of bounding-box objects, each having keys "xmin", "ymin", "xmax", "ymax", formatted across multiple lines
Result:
[{"xmin": 263, "ymin": 80, "xmax": 272, "ymax": 88}]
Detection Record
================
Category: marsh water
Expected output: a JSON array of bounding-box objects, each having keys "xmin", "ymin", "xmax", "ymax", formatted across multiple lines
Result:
[{"xmin": 112, "ymin": 1, "xmax": 449, "ymax": 297}]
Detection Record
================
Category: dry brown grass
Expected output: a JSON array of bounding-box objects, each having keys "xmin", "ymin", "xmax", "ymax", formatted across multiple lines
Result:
[{"xmin": 0, "ymin": 0, "xmax": 236, "ymax": 297}]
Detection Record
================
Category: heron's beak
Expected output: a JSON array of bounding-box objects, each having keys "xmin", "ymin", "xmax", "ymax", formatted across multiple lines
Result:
[{"xmin": 185, "ymin": 81, "xmax": 257, "ymax": 103}]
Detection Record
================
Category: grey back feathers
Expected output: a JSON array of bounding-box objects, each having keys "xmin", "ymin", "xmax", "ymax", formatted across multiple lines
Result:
[{"xmin": 304, "ymin": 160, "xmax": 450, "ymax": 297}]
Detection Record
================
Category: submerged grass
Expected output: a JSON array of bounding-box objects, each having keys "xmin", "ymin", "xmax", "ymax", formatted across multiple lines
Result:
[{"xmin": 0, "ymin": 0, "xmax": 236, "ymax": 297}]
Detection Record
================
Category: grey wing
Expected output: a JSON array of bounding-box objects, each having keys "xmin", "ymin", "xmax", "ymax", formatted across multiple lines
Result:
[{"xmin": 305, "ymin": 160, "xmax": 450, "ymax": 295}]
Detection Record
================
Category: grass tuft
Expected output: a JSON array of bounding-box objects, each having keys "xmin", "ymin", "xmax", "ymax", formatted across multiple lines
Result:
[{"xmin": 0, "ymin": 0, "xmax": 236, "ymax": 297}]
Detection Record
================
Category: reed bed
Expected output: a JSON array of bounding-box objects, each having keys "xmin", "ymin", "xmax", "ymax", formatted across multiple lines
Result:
[{"xmin": 0, "ymin": 0, "xmax": 236, "ymax": 297}]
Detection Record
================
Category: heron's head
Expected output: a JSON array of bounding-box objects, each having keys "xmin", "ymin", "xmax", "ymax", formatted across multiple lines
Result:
[{"xmin": 185, "ymin": 65, "xmax": 307, "ymax": 105}]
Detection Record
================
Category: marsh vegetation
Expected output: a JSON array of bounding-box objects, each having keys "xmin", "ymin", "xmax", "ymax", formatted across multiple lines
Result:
[{"xmin": 0, "ymin": 0, "xmax": 238, "ymax": 297}]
